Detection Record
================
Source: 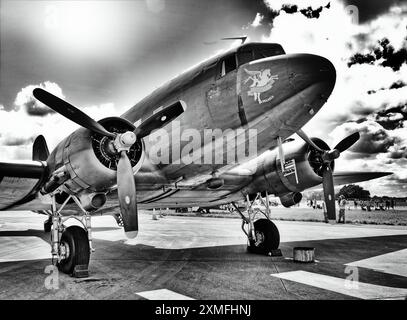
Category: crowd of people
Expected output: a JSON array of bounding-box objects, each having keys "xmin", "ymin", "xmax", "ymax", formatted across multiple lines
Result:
[{"xmin": 307, "ymin": 196, "xmax": 398, "ymax": 224}]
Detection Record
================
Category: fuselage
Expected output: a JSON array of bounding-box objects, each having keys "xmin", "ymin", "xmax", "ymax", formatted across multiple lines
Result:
[
  {"xmin": 0, "ymin": 42, "xmax": 337, "ymax": 212},
  {"xmin": 121, "ymin": 42, "xmax": 336, "ymax": 203}
]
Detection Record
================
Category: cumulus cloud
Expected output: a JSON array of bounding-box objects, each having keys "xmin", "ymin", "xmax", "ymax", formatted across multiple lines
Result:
[
  {"xmin": 0, "ymin": 82, "xmax": 118, "ymax": 161},
  {"xmin": 14, "ymin": 81, "xmax": 64, "ymax": 116}
]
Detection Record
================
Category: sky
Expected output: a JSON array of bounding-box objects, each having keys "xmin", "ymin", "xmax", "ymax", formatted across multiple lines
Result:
[{"xmin": 0, "ymin": 0, "xmax": 406, "ymax": 197}]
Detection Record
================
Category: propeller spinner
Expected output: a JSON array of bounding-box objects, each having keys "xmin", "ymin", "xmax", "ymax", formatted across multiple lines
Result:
[{"xmin": 33, "ymin": 88, "xmax": 185, "ymax": 238}]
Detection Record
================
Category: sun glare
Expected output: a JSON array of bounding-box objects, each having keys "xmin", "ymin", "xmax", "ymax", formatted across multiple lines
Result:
[{"xmin": 43, "ymin": 1, "xmax": 126, "ymax": 60}]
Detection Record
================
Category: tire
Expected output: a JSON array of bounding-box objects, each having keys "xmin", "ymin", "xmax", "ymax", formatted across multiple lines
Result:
[
  {"xmin": 247, "ymin": 219, "xmax": 280, "ymax": 255},
  {"xmin": 57, "ymin": 226, "xmax": 90, "ymax": 275}
]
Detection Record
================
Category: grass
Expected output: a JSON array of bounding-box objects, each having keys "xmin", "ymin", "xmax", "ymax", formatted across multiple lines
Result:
[{"xmin": 151, "ymin": 206, "xmax": 407, "ymax": 226}]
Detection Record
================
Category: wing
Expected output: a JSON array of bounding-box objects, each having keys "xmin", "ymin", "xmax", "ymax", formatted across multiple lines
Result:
[
  {"xmin": 333, "ymin": 171, "xmax": 392, "ymax": 186},
  {"xmin": 0, "ymin": 160, "xmax": 48, "ymax": 210}
]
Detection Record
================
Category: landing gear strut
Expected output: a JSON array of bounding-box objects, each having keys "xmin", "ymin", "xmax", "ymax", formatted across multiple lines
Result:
[
  {"xmin": 48, "ymin": 194, "xmax": 94, "ymax": 277},
  {"xmin": 232, "ymin": 191, "xmax": 281, "ymax": 256}
]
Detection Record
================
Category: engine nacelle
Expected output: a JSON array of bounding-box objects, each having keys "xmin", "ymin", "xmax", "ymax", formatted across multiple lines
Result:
[
  {"xmin": 45, "ymin": 118, "xmax": 144, "ymax": 202},
  {"xmin": 241, "ymin": 138, "xmax": 333, "ymax": 198},
  {"xmin": 279, "ymin": 192, "xmax": 302, "ymax": 208}
]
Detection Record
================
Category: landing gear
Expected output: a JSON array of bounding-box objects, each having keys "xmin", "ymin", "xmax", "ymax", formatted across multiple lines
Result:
[
  {"xmin": 49, "ymin": 194, "xmax": 94, "ymax": 277},
  {"xmin": 232, "ymin": 191, "xmax": 281, "ymax": 256}
]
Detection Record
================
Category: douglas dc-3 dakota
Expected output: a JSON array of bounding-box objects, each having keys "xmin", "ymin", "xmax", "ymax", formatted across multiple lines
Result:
[{"xmin": 0, "ymin": 42, "xmax": 390, "ymax": 276}]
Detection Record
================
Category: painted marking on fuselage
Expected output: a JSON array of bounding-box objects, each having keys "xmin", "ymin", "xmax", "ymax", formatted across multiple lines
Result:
[
  {"xmin": 346, "ymin": 249, "xmax": 407, "ymax": 278},
  {"xmin": 271, "ymin": 270, "xmax": 407, "ymax": 300},
  {"xmin": 244, "ymin": 69, "xmax": 278, "ymax": 104},
  {"xmin": 136, "ymin": 288, "xmax": 195, "ymax": 300}
]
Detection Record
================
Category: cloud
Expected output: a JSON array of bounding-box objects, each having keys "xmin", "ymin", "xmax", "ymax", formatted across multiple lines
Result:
[
  {"xmin": 263, "ymin": 0, "xmax": 330, "ymax": 12},
  {"xmin": 375, "ymin": 103, "xmax": 407, "ymax": 130},
  {"xmin": 348, "ymin": 37, "xmax": 407, "ymax": 71},
  {"xmin": 251, "ymin": 13, "xmax": 264, "ymax": 27},
  {"xmin": 14, "ymin": 81, "xmax": 64, "ymax": 116},
  {"xmin": 332, "ymin": 120, "xmax": 399, "ymax": 154},
  {"xmin": 279, "ymin": 3, "xmax": 331, "ymax": 19},
  {"xmin": 0, "ymin": 82, "xmax": 118, "ymax": 161},
  {"xmin": 368, "ymin": 80, "xmax": 407, "ymax": 94}
]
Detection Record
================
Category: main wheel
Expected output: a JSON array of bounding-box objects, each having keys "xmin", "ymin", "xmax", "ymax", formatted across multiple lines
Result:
[
  {"xmin": 57, "ymin": 226, "xmax": 90, "ymax": 275},
  {"xmin": 247, "ymin": 219, "xmax": 280, "ymax": 255}
]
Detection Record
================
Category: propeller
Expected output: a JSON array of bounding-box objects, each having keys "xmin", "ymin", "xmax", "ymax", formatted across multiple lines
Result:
[
  {"xmin": 117, "ymin": 150, "xmax": 138, "ymax": 238},
  {"xmin": 297, "ymin": 129, "xmax": 360, "ymax": 222},
  {"xmin": 33, "ymin": 88, "xmax": 115, "ymax": 138},
  {"xmin": 33, "ymin": 88, "xmax": 185, "ymax": 238}
]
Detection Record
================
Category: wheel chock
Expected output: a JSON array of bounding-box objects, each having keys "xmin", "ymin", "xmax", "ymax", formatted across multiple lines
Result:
[
  {"xmin": 72, "ymin": 264, "xmax": 89, "ymax": 278},
  {"xmin": 268, "ymin": 249, "xmax": 283, "ymax": 257}
]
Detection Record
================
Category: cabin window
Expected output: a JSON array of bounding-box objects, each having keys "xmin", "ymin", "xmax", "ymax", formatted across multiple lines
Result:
[{"xmin": 219, "ymin": 54, "xmax": 237, "ymax": 78}]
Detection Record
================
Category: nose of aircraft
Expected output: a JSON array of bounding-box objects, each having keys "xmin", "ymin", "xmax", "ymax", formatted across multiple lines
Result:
[
  {"xmin": 286, "ymin": 53, "xmax": 336, "ymax": 92},
  {"xmin": 238, "ymin": 53, "xmax": 336, "ymax": 123}
]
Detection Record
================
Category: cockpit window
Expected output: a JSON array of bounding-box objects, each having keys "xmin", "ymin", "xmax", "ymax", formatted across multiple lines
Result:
[
  {"xmin": 253, "ymin": 47, "xmax": 285, "ymax": 60},
  {"xmin": 237, "ymin": 44, "xmax": 285, "ymax": 67},
  {"xmin": 237, "ymin": 50, "xmax": 253, "ymax": 66},
  {"xmin": 218, "ymin": 54, "xmax": 237, "ymax": 78}
]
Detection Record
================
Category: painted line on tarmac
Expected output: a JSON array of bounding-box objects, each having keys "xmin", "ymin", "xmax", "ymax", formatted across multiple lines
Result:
[
  {"xmin": 346, "ymin": 248, "xmax": 407, "ymax": 278},
  {"xmin": 271, "ymin": 270, "xmax": 407, "ymax": 300},
  {"xmin": 136, "ymin": 289, "xmax": 195, "ymax": 300}
]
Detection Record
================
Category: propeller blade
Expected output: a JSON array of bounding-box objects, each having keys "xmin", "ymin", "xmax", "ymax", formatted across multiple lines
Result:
[
  {"xmin": 33, "ymin": 88, "xmax": 115, "ymax": 138},
  {"xmin": 322, "ymin": 165, "xmax": 336, "ymax": 222},
  {"xmin": 134, "ymin": 100, "xmax": 186, "ymax": 139},
  {"xmin": 297, "ymin": 129, "xmax": 325, "ymax": 152},
  {"xmin": 334, "ymin": 132, "xmax": 360, "ymax": 153},
  {"xmin": 117, "ymin": 151, "xmax": 138, "ymax": 238}
]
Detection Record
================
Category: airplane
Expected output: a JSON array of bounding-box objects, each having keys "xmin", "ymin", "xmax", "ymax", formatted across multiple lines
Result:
[{"xmin": 0, "ymin": 42, "xmax": 391, "ymax": 276}]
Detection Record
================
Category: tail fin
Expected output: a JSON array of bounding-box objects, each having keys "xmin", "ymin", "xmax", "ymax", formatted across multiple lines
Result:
[{"xmin": 32, "ymin": 135, "xmax": 49, "ymax": 161}]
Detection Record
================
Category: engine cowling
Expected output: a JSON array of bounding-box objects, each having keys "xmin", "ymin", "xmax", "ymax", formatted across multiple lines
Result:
[
  {"xmin": 242, "ymin": 138, "xmax": 334, "ymax": 206},
  {"xmin": 45, "ymin": 117, "xmax": 144, "ymax": 200}
]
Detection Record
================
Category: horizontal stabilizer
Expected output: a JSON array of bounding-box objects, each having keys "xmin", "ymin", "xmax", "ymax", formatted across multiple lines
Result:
[{"xmin": 333, "ymin": 171, "xmax": 392, "ymax": 186}]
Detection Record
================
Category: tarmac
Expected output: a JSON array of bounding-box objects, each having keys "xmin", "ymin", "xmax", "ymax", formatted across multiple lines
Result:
[{"xmin": 0, "ymin": 211, "xmax": 406, "ymax": 300}]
